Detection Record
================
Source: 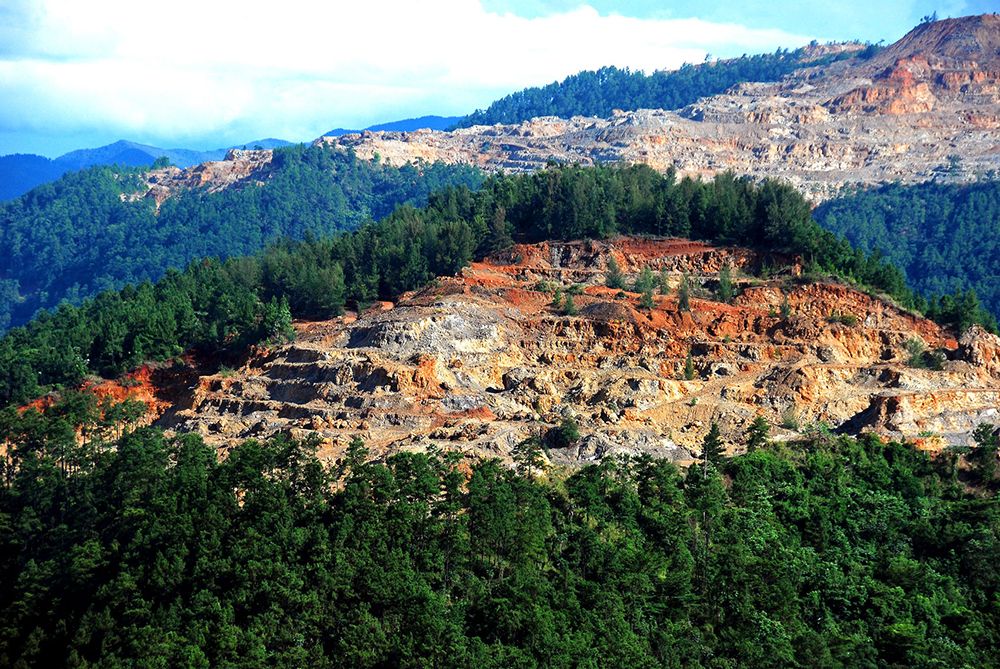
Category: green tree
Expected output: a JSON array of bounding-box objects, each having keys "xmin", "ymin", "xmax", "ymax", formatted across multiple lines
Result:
[
  {"xmin": 971, "ymin": 423, "xmax": 998, "ymax": 481},
  {"xmin": 512, "ymin": 436, "xmax": 547, "ymax": 476},
  {"xmin": 678, "ymin": 274, "xmax": 691, "ymax": 312},
  {"xmin": 780, "ymin": 293, "xmax": 791, "ymax": 319},
  {"xmin": 563, "ymin": 293, "xmax": 578, "ymax": 316},
  {"xmin": 745, "ymin": 416, "xmax": 770, "ymax": 451},
  {"xmin": 700, "ymin": 421, "xmax": 725, "ymax": 470},
  {"xmin": 684, "ymin": 348, "xmax": 696, "ymax": 380},
  {"xmin": 606, "ymin": 256, "xmax": 625, "ymax": 289},
  {"xmin": 639, "ymin": 286, "xmax": 655, "ymax": 310},
  {"xmin": 633, "ymin": 267, "xmax": 656, "ymax": 294},
  {"xmin": 717, "ymin": 263, "xmax": 734, "ymax": 303},
  {"xmin": 548, "ymin": 416, "xmax": 581, "ymax": 449}
]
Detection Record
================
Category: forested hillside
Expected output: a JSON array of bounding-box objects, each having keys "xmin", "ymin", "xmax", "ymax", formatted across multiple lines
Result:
[
  {"xmin": 3, "ymin": 164, "xmax": 991, "ymax": 410},
  {"xmin": 453, "ymin": 47, "xmax": 869, "ymax": 128},
  {"xmin": 815, "ymin": 180, "xmax": 1000, "ymax": 320},
  {"xmin": 0, "ymin": 396, "xmax": 997, "ymax": 667},
  {"xmin": 0, "ymin": 144, "xmax": 483, "ymax": 331}
]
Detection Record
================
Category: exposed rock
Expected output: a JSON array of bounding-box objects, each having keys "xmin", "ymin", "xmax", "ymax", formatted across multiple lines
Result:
[
  {"xmin": 319, "ymin": 15, "xmax": 1000, "ymax": 201},
  {"xmin": 154, "ymin": 237, "xmax": 1000, "ymax": 465},
  {"xmin": 129, "ymin": 149, "xmax": 274, "ymax": 206}
]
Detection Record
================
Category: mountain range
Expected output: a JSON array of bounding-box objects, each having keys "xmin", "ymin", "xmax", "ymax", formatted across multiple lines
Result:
[
  {"xmin": 0, "ymin": 138, "xmax": 291, "ymax": 201},
  {"xmin": 2, "ymin": 13, "xmax": 1000, "ymax": 667},
  {"xmin": 0, "ymin": 117, "xmax": 464, "ymax": 201}
]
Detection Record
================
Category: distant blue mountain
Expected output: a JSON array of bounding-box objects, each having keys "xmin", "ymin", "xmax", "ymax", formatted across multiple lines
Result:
[
  {"xmin": 0, "ymin": 138, "xmax": 292, "ymax": 201},
  {"xmin": 324, "ymin": 115, "xmax": 461, "ymax": 137}
]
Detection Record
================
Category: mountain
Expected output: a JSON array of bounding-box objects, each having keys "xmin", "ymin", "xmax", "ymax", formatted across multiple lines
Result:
[
  {"xmin": 3, "ymin": 156, "xmax": 1000, "ymax": 668},
  {"xmin": 323, "ymin": 14, "xmax": 1000, "ymax": 201},
  {"xmin": 0, "ymin": 145, "xmax": 483, "ymax": 331},
  {"xmin": 0, "ymin": 138, "xmax": 292, "ymax": 201},
  {"xmin": 53, "ymin": 138, "xmax": 291, "ymax": 171},
  {"xmin": 0, "ymin": 153, "xmax": 64, "ymax": 201},
  {"xmin": 324, "ymin": 115, "xmax": 462, "ymax": 137},
  {"xmin": 452, "ymin": 44, "xmax": 869, "ymax": 128}
]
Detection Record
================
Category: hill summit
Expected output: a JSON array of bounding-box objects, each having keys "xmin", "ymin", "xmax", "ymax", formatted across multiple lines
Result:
[
  {"xmin": 321, "ymin": 14, "xmax": 1000, "ymax": 200},
  {"xmin": 140, "ymin": 237, "xmax": 1000, "ymax": 464}
]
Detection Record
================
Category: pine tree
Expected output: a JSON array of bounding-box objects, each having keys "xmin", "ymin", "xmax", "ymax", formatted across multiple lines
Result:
[
  {"xmin": 746, "ymin": 416, "xmax": 770, "ymax": 451},
  {"xmin": 684, "ymin": 348, "xmax": 696, "ymax": 380},
  {"xmin": 700, "ymin": 421, "xmax": 724, "ymax": 470},
  {"xmin": 633, "ymin": 267, "xmax": 656, "ymax": 294},
  {"xmin": 718, "ymin": 263, "xmax": 734, "ymax": 303},
  {"xmin": 551, "ymin": 287, "xmax": 563, "ymax": 310},
  {"xmin": 780, "ymin": 294, "xmax": 791, "ymax": 319},
  {"xmin": 971, "ymin": 423, "xmax": 998, "ymax": 481},
  {"xmin": 606, "ymin": 256, "xmax": 625, "ymax": 289},
  {"xmin": 678, "ymin": 274, "xmax": 691, "ymax": 312},
  {"xmin": 486, "ymin": 205, "xmax": 513, "ymax": 252},
  {"xmin": 563, "ymin": 293, "xmax": 578, "ymax": 316},
  {"xmin": 639, "ymin": 287, "xmax": 655, "ymax": 310},
  {"xmin": 512, "ymin": 436, "xmax": 547, "ymax": 476}
]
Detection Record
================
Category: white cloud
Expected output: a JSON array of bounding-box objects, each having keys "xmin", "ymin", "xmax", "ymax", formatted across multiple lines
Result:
[{"xmin": 0, "ymin": 0, "xmax": 816, "ymax": 153}]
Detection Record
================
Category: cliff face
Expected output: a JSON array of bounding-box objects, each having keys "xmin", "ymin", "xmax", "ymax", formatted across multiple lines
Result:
[
  {"xmin": 320, "ymin": 15, "xmax": 1000, "ymax": 200},
  {"xmin": 149, "ymin": 238, "xmax": 1000, "ymax": 464}
]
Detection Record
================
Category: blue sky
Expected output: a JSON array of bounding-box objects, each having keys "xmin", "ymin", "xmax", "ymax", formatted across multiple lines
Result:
[{"xmin": 0, "ymin": 0, "xmax": 995, "ymax": 157}]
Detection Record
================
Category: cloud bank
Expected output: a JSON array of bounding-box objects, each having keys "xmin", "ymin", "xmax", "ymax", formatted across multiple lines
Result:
[{"xmin": 0, "ymin": 0, "xmax": 817, "ymax": 155}]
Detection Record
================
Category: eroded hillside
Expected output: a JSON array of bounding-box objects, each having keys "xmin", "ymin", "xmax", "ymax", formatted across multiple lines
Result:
[
  {"xmin": 148, "ymin": 238, "xmax": 1000, "ymax": 464},
  {"xmin": 321, "ymin": 15, "xmax": 1000, "ymax": 200}
]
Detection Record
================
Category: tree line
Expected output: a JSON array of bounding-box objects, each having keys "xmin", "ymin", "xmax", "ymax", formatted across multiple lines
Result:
[
  {"xmin": 0, "ymin": 395, "xmax": 997, "ymax": 667},
  {"xmin": 0, "ymin": 144, "xmax": 483, "ymax": 331},
  {"xmin": 453, "ymin": 47, "xmax": 870, "ymax": 129},
  {"xmin": 815, "ymin": 179, "xmax": 1000, "ymax": 327},
  {"xmin": 2, "ymin": 164, "xmax": 993, "ymax": 409}
]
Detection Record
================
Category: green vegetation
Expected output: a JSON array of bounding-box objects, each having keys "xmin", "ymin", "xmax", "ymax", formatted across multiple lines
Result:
[
  {"xmin": 678, "ymin": 274, "xmax": 691, "ymax": 312},
  {"xmin": 562, "ymin": 293, "xmax": 578, "ymax": 316},
  {"xmin": 745, "ymin": 416, "xmax": 771, "ymax": 451},
  {"xmin": 639, "ymin": 287, "xmax": 655, "ymax": 310},
  {"xmin": 826, "ymin": 311, "xmax": 858, "ymax": 327},
  {"xmin": 905, "ymin": 337, "xmax": 940, "ymax": 370},
  {"xmin": 699, "ymin": 421, "xmax": 726, "ymax": 469},
  {"xmin": 454, "ymin": 47, "xmax": 865, "ymax": 128},
  {"xmin": 0, "ymin": 144, "xmax": 483, "ymax": 331},
  {"xmin": 0, "ymin": 164, "xmax": 978, "ymax": 409},
  {"xmin": 605, "ymin": 256, "xmax": 625, "ymax": 289},
  {"xmin": 2, "ymin": 397, "xmax": 996, "ymax": 667},
  {"xmin": 717, "ymin": 263, "xmax": 735, "ymax": 303},
  {"xmin": 815, "ymin": 179, "xmax": 1000, "ymax": 327},
  {"xmin": 684, "ymin": 349, "xmax": 696, "ymax": 381}
]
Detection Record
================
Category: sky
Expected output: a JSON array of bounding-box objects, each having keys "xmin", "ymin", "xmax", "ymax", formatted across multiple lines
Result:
[{"xmin": 0, "ymin": 0, "xmax": 995, "ymax": 157}]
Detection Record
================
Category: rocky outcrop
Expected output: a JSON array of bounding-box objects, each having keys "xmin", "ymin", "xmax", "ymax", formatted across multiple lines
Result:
[
  {"xmin": 156, "ymin": 238, "xmax": 1000, "ymax": 465},
  {"xmin": 320, "ymin": 15, "xmax": 1000, "ymax": 201},
  {"xmin": 129, "ymin": 149, "xmax": 274, "ymax": 205}
]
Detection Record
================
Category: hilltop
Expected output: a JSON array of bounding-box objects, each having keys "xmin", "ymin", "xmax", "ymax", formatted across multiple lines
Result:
[
  {"xmin": 0, "ymin": 138, "xmax": 292, "ymax": 202},
  {"xmin": 322, "ymin": 14, "xmax": 1000, "ymax": 200},
  {"xmin": 99, "ymin": 237, "xmax": 995, "ymax": 464}
]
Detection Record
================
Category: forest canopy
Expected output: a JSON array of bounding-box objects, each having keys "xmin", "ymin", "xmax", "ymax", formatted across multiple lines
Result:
[
  {"xmin": 0, "ymin": 144, "xmax": 483, "ymax": 331},
  {"xmin": 815, "ymin": 179, "xmax": 1000, "ymax": 324},
  {"xmin": 1, "ymin": 164, "xmax": 993, "ymax": 410},
  {"xmin": 0, "ymin": 397, "xmax": 997, "ymax": 668}
]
